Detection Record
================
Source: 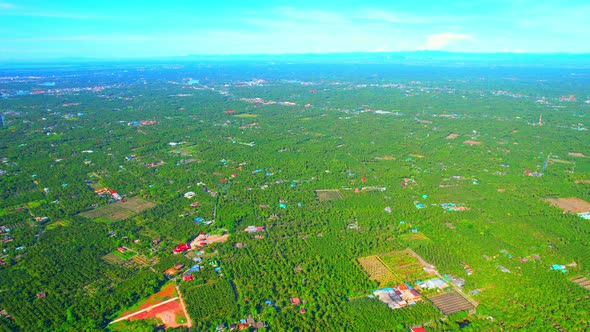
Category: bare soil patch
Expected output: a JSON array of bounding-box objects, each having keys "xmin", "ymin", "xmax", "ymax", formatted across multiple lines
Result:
[
  {"xmin": 129, "ymin": 300, "xmax": 188, "ymax": 328},
  {"xmin": 545, "ymin": 197, "xmax": 590, "ymax": 213},
  {"xmin": 445, "ymin": 133, "xmax": 459, "ymax": 139},
  {"xmin": 568, "ymin": 152, "xmax": 586, "ymax": 157},
  {"xmin": 206, "ymin": 234, "xmax": 229, "ymax": 243},
  {"xmin": 463, "ymin": 140, "xmax": 481, "ymax": 146}
]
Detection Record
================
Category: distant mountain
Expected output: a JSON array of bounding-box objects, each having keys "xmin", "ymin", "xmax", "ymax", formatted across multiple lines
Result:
[{"xmin": 2, "ymin": 51, "xmax": 590, "ymax": 68}]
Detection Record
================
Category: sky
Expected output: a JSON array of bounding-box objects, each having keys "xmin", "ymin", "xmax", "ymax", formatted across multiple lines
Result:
[{"xmin": 0, "ymin": 0, "xmax": 589, "ymax": 60}]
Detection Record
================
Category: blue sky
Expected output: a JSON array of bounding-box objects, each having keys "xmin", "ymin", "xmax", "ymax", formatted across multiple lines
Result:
[{"xmin": 1, "ymin": 0, "xmax": 588, "ymax": 60}]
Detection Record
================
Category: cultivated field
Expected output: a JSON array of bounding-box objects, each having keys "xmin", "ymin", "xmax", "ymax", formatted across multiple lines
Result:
[
  {"xmin": 315, "ymin": 189, "xmax": 343, "ymax": 201},
  {"xmin": 102, "ymin": 253, "xmax": 126, "ymax": 265},
  {"xmin": 428, "ymin": 291, "xmax": 474, "ymax": 315},
  {"xmin": 571, "ymin": 276, "xmax": 590, "ymax": 290},
  {"xmin": 79, "ymin": 197, "xmax": 156, "ymax": 221},
  {"xmin": 380, "ymin": 250, "xmax": 431, "ymax": 281},
  {"xmin": 130, "ymin": 255, "xmax": 152, "ymax": 268},
  {"xmin": 358, "ymin": 256, "xmax": 401, "ymax": 286}
]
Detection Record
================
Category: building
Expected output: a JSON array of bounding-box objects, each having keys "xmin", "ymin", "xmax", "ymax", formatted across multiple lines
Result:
[{"xmin": 173, "ymin": 243, "xmax": 191, "ymax": 254}]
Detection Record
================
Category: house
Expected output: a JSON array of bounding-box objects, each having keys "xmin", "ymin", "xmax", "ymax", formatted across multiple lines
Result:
[
  {"xmin": 183, "ymin": 275, "xmax": 195, "ymax": 282},
  {"xmin": 244, "ymin": 226, "xmax": 264, "ymax": 233},
  {"xmin": 291, "ymin": 297, "xmax": 301, "ymax": 305},
  {"xmin": 109, "ymin": 190, "xmax": 122, "ymax": 201},
  {"xmin": 164, "ymin": 268, "xmax": 178, "ymax": 276},
  {"xmin": 551, "ymin": 264, "xmax": 567, "ymax": 273},
  {"xmin": 36, "ymin": 292, "xmax": 46, "ymax": 299},
  {"xmin": 117, "ymin": 247, "xmax": 126, "ymax": 254},
  {"xmin": 445, "ymin": 274, "xmax": 466, "ymax": 287},
  {"xmin": 184, "ymin": 191, "xmax": 196, "ymax": 199},
  {"xmin": 173, "ymin": 243, "xmax": 191, "ymax": 254},
  {"xmin": 417, "ymin": 278, "xmax": 448, "ymax": 290},
  {"xmin": 411, "ymin": 327, "xmax": 427, "ymax": 332}
]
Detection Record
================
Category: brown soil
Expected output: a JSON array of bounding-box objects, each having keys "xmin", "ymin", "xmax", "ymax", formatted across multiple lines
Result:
[
  {"xmin": 546, "ymin": 197, "xmax": 590, "ymax": 213},
  {"xmin": 128, "ymin": 300, "xmax": 187, "ymax": 328},
  {"xmin": 568, "ymin": 152, "xmax": 586, "ymax": 157},
  {"xmin": 463, "ymin": 140, "xmax": 481, "ymax": 145}
]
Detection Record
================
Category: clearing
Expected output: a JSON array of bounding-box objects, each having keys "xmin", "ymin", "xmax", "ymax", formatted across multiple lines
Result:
[
  {"xmin": 112, "ymin": 284, "xmax": 190, "ymax": 329},
  {"xmin": 568, "ymin": 152, "xmax": 586, "ymax": 157},
  {"xmin": 545, "ymin": 197, "xmax": 590, "ymax": 213},
  {"xmin": 315, "ymin": 189, "xmax": 343, "ymax": 201},
  {"xmin": 428, "ymin": 291, "xmax": 475, "ymax": 315},
  {"xmin": 358, "ymin": 256, "xmax": 401, "ymax": 286},
  {"xmin": 190, "ymin": 233, "xmax": 229, "ymax": 248},
  {"xmin": 79, "ymin": 197, "xmax": 155, "ymax": 221},
  {"xmin": 463, "ymin": 140, "xmax": 482, "ymax": 146},
  {"xmin": 445, "ymin": 133, "xmax": 459, "ymax": 139},
  {"xmin": 571, "ymin": 276, "xmax": 590, "ymax": 290},
  {"xmin": 380, "ymin": 250, "xmax": 432, "ymax": 281},
  {"xmin": 358, "ymin": 249, "xmax": 432, "ymax": 286}
]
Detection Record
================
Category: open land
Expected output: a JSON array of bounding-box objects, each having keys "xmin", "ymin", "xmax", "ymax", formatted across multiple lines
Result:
[
  {"xmin": 79, "ymin": 197, "xmax": 155, "ymax": 220},
  {"xmin": 545, "ymin": 197, "xmax": 590, "ymax": 213}
]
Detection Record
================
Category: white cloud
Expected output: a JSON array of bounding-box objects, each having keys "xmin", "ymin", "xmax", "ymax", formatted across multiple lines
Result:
[
  {"xmin": 423, "ymin": 32, "xmax": 471, "ymax": 50},
  {"xmin": 0, "ymin": 2, "xmax": 15, "ymax": 9}
]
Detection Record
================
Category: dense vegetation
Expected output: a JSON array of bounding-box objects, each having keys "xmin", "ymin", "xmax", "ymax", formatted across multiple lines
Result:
[{"xmin": 1, "ymin": 60, "xmax": 589, "ymax": 331}]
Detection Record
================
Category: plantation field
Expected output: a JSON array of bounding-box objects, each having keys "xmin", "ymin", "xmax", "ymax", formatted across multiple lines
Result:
[
  {"xmin": 315, "ymin": 189, "xmax": 343, "ymax": 201},
  {"xmin": 571, "ymin": 276, "xmax": 590, "ymax": 290},
  {"xmin": 380, "ymin": 250, "xmax": 431, "ymax": 282},
  {"xmin": 79, "ymin": 197, "xmax": 155, "ymax": 221},
  {"xmin": 428, "ymin": 291, "xmax": 474, "ymax": 315},
  {"xmin": 102, "ymin": 253, "xmax": 126, "ymax": 266},
  {"xmin": 181, "ymin": 279, "xmax": 238, "ymax": 329},
  {"xmin": 358, "ymin": 255, "xmax": 402, "ymax": 286},
  {"xmin": 130, "ymin": 255, "xmax": 152, "ymax": 268}
]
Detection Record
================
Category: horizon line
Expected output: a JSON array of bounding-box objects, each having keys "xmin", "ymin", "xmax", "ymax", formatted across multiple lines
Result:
[{"xmin": 1, "ymin": 50, "xmax": 590, "ymax": 65}]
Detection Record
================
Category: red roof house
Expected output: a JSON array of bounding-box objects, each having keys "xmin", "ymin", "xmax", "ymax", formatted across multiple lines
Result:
[
  {"xmin": 183, "ymin": 275, "xmax": 194, "ymax": 282},
  {"xmin": 173, "ymin": 243, "xmax": 191, "ymax": 253},
  {"xmin": 290, "ymin": 297, "xmax": 301, "ymax": 305}
]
